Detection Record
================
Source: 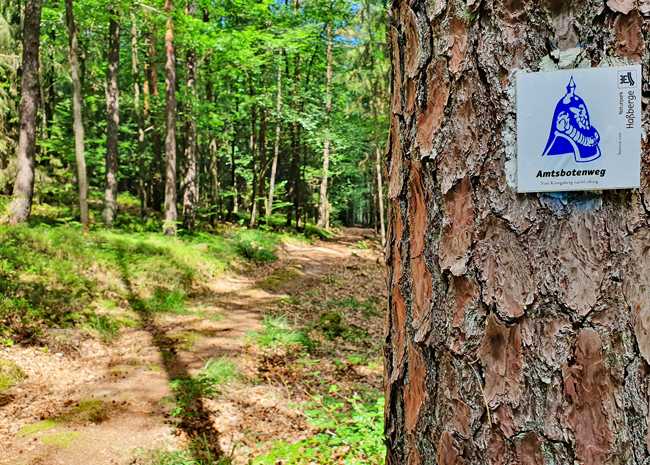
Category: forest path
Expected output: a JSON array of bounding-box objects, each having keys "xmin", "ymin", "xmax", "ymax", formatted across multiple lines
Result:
[{"xmin": 0, "ymin": 227, "xmax": 385, "ymax": 465}]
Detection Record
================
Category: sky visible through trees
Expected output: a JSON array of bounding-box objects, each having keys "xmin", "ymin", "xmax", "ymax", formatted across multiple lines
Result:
[{"xmin": 0, "ymin": 0, "xmax": 390, "ymax": 234}]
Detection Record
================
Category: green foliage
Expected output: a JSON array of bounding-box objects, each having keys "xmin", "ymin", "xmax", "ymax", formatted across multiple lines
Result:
[
  {"xmin": 328, "ymin": 297, "xmax": 380, "ymax": 318},
  {"xmin": 201, "ymin": 357, "xmax": 240, "ymax": 385},
  {"xmin": 166, "ymin": 374, "xmax": 220, "ymax": 418},
  {"xmin": 246, "ymin": 316, "xmax": 315, "ymax": 352},
  {"xmin": 233, "ymin": 242, "xmax": 277, "ymax": 262},
  {"xmin": 130, "ymin": 442, "xmax": 235, "ymax": 465},
  {"xmin": 143, "ymin": 288, "xmax": 188, "ymax": 314},
  {"xmin": 254, "ymin": 389, "xmax": 386, "ymax": 464},
  {"xmin": 84, "ymin": 314, "xmax": 121, "ymax": 341},
  {"xmin": 0, "ymin": 219, "xmax": 296, "ymax": 343}
]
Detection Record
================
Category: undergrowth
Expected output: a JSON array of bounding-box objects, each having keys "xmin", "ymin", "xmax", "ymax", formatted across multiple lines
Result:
[
  {"xmin": 0, "ymin": 206, "xmax": 319, "ymax": 345},
  {"xmin": 254, "ymin": 388, "xmax": 385, "ymax": 464}
]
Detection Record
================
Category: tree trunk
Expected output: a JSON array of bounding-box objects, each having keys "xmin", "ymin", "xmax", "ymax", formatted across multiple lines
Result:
[
  {"xmin": 205, "ymin": 56, "xmax": 220, "ymax": 226},
  {"xmin": 163, "ymin": 0, "xmax": 177, "ymax": 236},
  {"xmin": 385, "ymin": 3, "xmax": 650, "ymax": 464},
  {"xmin": 102, "ymin": 9, "xmax": 119, "ymax": 226},
  {"xmin": 65, "ymin": 0, "xmax": 89, "ymax": 225},
  {"xmin": 373, "ymin": 98, "xmax": 385, "ymax": 247},
  {"xmin": 131, "ymin": 12, "xmax": 147, "ymax": 218},
  {"xmin": 267, "ymin": 51, "xmax": 282, "ymax": 219},
  {"xmin": 230, "ymin": 126, "xmax": 238, "ymax": 215},
  {"xmin": 146, "ymin": 29, "xmax": 164, "ymax": 212},
  {"xmin": 249, "ymin": 81, "xmax": 259, "ymax": 228},
  {"xmin": 7, "ymin": 0, "xmax": 42, "ymax": 224},
  {"xmin": 182, "ymin": 0, "xmax": 197, "ymax": 231},
  {"xmin": 317, "ymin": 20, "xmax": 332, "ymax": 229},
  {"xmin": 256, "ymin": 106, "xmax": 267, "ymax": 221}
]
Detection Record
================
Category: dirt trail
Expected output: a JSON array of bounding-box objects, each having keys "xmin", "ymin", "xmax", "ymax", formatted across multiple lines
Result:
[{"xmin": 0, "ymin": 228, "xmax": 384, "ymax": 465}]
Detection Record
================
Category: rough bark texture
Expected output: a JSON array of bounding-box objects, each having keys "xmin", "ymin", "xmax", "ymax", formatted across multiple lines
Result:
[
  {"xmin": 102, "ymin": 10, "xmax": 119, "ymax": 226},
  {"xmin": 8, "ymin": 0, "xmax": 42, "ymax": 224},
  {"xmin": 65, "ymin": 0, "xmax": 89, "ymax": 225},
  {"xmin": 163, "ymin": 0, "xmax": 177, "ymax": 236},
  {"xmin": 146, "ymin": 29, "xmax": 164, "ymax": 212},
  {"xmin": 131, "ymin": 13, "xmax": 146, "ymax": 218},
  {"xmin": 385, "ymin": 2, "xmax": 650, "ymax": 464},
  {"xmin": 317, "ymin": 21, "xmax": 332, "ymax": 229},
  {"xmin": 182, "ymin": 0, "xmax": 197, "ymax": 231}
]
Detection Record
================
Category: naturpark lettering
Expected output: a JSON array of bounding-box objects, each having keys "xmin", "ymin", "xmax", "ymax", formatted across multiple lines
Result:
[{"xmin": 536, "ymin": 169, "xmax": 606, "ymax": 178}]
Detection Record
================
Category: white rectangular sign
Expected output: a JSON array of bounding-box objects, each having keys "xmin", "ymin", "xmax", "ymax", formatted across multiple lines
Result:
[{"xmin": 517, "ymin": 65, "xmax": 642, "ymax": 193}]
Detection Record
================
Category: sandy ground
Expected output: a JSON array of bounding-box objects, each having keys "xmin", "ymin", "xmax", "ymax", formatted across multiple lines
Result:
[{"xmin": 0, "ymin": 227, "xmax": 386, "ymax": 465}]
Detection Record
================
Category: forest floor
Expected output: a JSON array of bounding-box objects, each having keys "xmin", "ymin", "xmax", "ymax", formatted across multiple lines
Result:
[{"xmin": 0, "ymin": 223, "xmax": 386, "ymax": 465}]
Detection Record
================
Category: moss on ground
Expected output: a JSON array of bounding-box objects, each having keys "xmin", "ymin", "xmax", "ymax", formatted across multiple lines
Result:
[
  {"xmin": 18, "ymin": 419, "xmax": 58, "ymax": 436},
  {"xmin": 0, "ymin": 358, "xmax": 26, "ymax": 391},
  {"xmin": 258, "ymin": 269, "xmax": 300, "ymax": 288},
  {"xmin": 59, "ymin": 398, "xmax": 107, "ymax": 423},
  {"xmin": 39, "ymin": 431, "xmax": 82, "ymax": 448}
]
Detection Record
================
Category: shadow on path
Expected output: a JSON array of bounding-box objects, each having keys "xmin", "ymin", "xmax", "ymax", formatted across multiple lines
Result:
[{"xmin": 114, "ymin": 247, "xmax": 223, "ymax": 463}]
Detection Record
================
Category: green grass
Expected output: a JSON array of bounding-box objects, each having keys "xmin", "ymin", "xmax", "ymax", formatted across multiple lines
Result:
[
  {"xmin": 0, "ymin": 217, "xmax": 299, "ymax": 343},
  {"xmin": 246, "ymin": 316, "xmax": 314, "ymax": 351},
  {"xmin": 328, "ymin": 297, "xmax": 380, "ymax": 318},
  {"xmin": 201, "ymin": 357, "xmax": 240, "ymax": 385}
]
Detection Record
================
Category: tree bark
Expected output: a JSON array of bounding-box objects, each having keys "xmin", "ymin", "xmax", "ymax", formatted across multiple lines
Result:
[
  {"xmin": 146, "ymin": 29, "xmax": 164, "ymax": 212},
  {"xmin": 230, "ymin": 125, "xmax": 238, "ymax": 215},
  {"xmin": 317, "ymin": 20, "xmax": 332, "ymax": 229},
  {"xmin": 7, "ymin": 0, "xmax": 42, "ymax": 224},
  {"xmin": 267, "ymin": 51, "xmax": 282, "ymax": 219},
  {"xmin": 131, "ymin": 12, "xmax": 147, "ymax": 218},
  {"xmin": 102, "ymin": 9, "xmax": 119, "ymax": 226},
  {"xmin": 206, "ymin": 66, "xmax": 220, "ymax": 226},
  {"xmin": 256, "ymin": 106, "xmax": 267, "ymax": 221},
  {"xmin": 385, "ymin": 2, "xmax": 650, "ymax": 464},
  {"xmin": 373, "ymin": 97, "xmax": 385, "ymax": 247},
  {"xmin": 163, "ymin": 0, "xmax": 177, "ymax": 236},
  {"xmin": 65, "ymin": 0, "xmax": 89, "ymax": 225},
  {"xmin": 249, "ymin": 81, "xmax": 259, "ymax": 228},
  {"xmin": 182, "ymin": 0, "xmax": 197, "ymax": 231}
]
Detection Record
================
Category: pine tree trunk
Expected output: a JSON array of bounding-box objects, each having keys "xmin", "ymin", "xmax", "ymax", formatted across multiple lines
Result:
[
  {"xmin": 146, "ymin": 29, "xmax": 164, "ymax": 212},
  {"xmin": 373, "ymin": 97, "xmax": 385, "ymax": 247},
  {"xmin": 317, "ymin": 20, "xmax": 332, "ymax": 229},
  {"xmin": 7, "ymin": 0, "xmax": 42, "ymax": 224},
  {"xmin": 182, "ymin": 0, "xmax": 197, "ymax": 231},
  {"xmin": 102, "ymin": 9, "xmax": 119, "ymax": 226},
  {"xmin": 256, "ymin": 106, "xmax": 267, "ymax": 221},
  {"xmin": 163, "ymin": 0, "xmax": 177, "ymax": 236},
  {"xmin": 249, "ymin": 81, "xmax": 259, "ymax": 228},
  {"xmin": 385, "ymin": 2, "xmax": 650, "ymax": 464},
  {"xmin": 131, "ymin": 13, "xmax": 147, "ymax": 218},
  {"xmin": 205, "ymin": 57, "xmax": 220, "ymax": 226},
  {"xmin": 267, "ymin": 52, "xmax": 282, "ymax": 219}
]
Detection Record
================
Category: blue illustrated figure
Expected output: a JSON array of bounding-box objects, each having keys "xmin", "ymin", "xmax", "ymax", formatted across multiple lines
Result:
[{"xmin": 542, "ymin": 77, "xmax": 601, "ymax": 163}]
